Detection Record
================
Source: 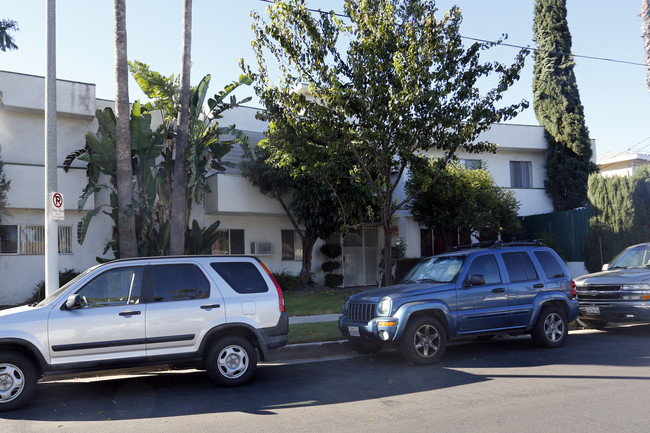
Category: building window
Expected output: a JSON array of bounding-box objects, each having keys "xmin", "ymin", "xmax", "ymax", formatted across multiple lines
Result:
[
  {"xmin": 510, "ymin": 161, "xmax": 532, "ymax": 188},
  {"xmin": 461, "ymin": 159, "xmax": 482, "ymax": 170},
  {"xmin": 282, "ymin": 230, "xmax": 303, "ymax": 261},
  {"xmin": 0, "ymin": 225, "xmax": 18, "ymax": 254},
  {"xmin": 58, "ymin": 226, "xmax": 72, "ymax": 254},
  {"xmin": 0, "ymin": 225, "xmax": 72, "ymax": 255},
  {"xmin": 212, "ymin": 229, "xmax": 245, "ymax": 255}
]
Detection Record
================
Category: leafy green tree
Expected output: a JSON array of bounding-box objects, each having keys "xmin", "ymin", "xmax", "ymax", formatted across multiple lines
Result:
[
  {"xmin": 129, "ymin": 62, "xmax": 252, "ymax": 229},
  {"xmin": 0, "ymin": 145, "xmax": 10, "ymax": 223},
  {"xmin": 584, "ymin": 166, "xmax": 650, "ymax": 272},
  {"xmin": 246, "ymin": 0, "xmax": 528, "ymax": 284},
  {"xmin": 241, "ymin": 126, "xmax": 376, "ymax": 289},
  {"xmin": 0, "ymin": 18, "xmax": 18, "ymax": 52},
  {"xmin": 406, "ymin": 160, "xmax": 521, "ymax": 251},
  {"xmin": 64, "ymin": 103, "xmax": 164, "ymax": 258},
  {"xmin": 533, "ymin": 0, "xmax": 597, "ymax": 211}
]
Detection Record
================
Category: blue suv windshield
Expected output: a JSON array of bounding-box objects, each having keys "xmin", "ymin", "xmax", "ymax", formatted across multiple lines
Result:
[{"xmin": 401, "ymin": 256, "xmax": 465, "ymax": 283}]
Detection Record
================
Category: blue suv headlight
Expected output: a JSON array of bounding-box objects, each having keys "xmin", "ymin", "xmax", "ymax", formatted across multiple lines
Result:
[{"xmin": 378, "ymin": 297, "xmax": 392, "ymax": 316}]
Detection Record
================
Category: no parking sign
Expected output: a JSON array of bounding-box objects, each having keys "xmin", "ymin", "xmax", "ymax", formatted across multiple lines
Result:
[{"xmin": 50, "ymin": 192, "xmax": 64, "ymax": 221}]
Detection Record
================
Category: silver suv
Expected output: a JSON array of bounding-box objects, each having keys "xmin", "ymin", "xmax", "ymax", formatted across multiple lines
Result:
[
  {"xmin": 575, "ymin": 242, "xmax": 650, "ymax": 328},
  {"xmin": 0, "ymin": 256, "xmax": 288, "ymax": 411}
]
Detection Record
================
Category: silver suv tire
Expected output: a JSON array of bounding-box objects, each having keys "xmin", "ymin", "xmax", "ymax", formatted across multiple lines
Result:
[
  {"xmin": 0, "ymin": 351, "xmax": 38, "ymax": 412},
  {"xmin": 206, "ymin": 336, "xmax": 257, "ymax": 386}
]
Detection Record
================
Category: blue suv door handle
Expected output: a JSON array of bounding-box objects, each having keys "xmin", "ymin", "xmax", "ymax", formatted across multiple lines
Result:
[{"xmin": 492, "ymin": 288, "xmax": 506, "ymax": 293}]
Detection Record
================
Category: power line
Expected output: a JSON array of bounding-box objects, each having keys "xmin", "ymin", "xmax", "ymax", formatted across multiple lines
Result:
[
  {"xmin": 257, "ymin": 0, "xmax": 646, "ymax": 67},
  {"xmin": 463, "ymin": 37, "xmax": 645, "ymax": 67},
  {"xmin": 597, "ymin": 136, "xmax": 650, "ymax": 171}
]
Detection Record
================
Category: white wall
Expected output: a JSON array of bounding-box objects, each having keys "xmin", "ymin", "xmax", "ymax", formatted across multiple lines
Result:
[
  {"xmin": 0, "ymin": 210, "xmax": 114, "ymax": 305},
  {"xmin": 205, "ymin": 173, "xmax": 286, "ymax": 216},
  {"xmin": 0, "ymin": 71, "xmax": 110, "ymax": 305}
]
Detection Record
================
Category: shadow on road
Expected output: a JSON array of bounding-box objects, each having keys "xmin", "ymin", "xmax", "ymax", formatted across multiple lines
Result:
[{"xmin": 4, "ymin": 324, "xmax": 650, "ymax": 422}]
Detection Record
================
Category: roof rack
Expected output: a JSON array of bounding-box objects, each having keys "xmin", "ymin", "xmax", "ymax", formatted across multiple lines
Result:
[{"xmin": 451, "ymin": 239, "xmax": 546, "ymax": 252}]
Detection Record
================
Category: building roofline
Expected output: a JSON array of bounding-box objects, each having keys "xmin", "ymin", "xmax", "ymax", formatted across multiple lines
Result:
[{"xmin": 0, "ymin": 69, "xmax": 96, "ymax": 88}]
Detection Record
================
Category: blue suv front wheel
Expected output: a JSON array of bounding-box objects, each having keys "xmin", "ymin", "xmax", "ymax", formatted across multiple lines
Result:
[{"xmin": 399, "ymin": 316, "xmax": 447, "ymax": 365}]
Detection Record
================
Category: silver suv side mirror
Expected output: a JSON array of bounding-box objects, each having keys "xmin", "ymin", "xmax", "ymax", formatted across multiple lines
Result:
[{"xmin": 65, "ymin": 294, "xmax": 81, "ymax": 310}]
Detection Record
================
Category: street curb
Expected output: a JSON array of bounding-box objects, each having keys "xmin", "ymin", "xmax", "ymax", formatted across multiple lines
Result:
[
  {"xmin": 267, "ymin": 339, "xmax": 357, "ymax": 362},
  {"xmin": 267, "ymin": 320, "xmax": 584, "ymax": 362}
]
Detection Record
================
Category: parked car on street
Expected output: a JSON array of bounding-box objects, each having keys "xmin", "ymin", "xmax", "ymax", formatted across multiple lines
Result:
[
  {"xmin": 339, "ymin": 241, "xmax": 578, "ymax": 365},
  {"xmin": 574, "ymin": 242, "xmax": 650, "ymax": 329},
  {"xmin": 0, "ymin": 256, "xmax": 288, "ymax": 411}
]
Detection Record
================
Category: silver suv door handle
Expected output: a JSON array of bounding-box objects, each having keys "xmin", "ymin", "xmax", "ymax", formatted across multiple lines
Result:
[
  {"xmin": 201, "ymin": 304, "xmax": 221, "ymax": 310},
  {"xmin": 119, "ymin": 311, "xmax": 141, "ymax": 316}
]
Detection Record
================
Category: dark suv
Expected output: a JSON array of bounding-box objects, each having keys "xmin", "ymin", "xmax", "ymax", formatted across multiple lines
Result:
[
  {"xmin": 0, "ymin": 256, "xmax": 288, "ymax": 411},
  {"xmin": 339, "ymin": 241, "xmax": 578, "ymax": 365}
]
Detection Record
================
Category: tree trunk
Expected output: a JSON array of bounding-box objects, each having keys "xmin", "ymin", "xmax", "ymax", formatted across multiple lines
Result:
[
  {"xmin": 643, "ymin": 0, "xmax": 650, "ymax": 92},
  {"xmin": 298, "ymin": 236, "xmax": 316, "ymax": 289},
  {"xmin": 170, "ymin": 0, "xmax": 192, "ymax": 255},
  {"xmin": 383, "ymin": 213, "xmax": 393, "ymax": 287},
  {"xmin": 114, "ymin": 0, "xmax": 137, "ymax": 258}
]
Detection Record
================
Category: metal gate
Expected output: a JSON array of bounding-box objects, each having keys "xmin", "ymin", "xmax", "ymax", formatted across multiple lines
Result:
[
  {"xmin": 341, "ymin": 227, "xmax": 381, "ymax": 287},
  {"xmin": 343, "ymin": 232, "xmax": 363, "ymax": 287}
]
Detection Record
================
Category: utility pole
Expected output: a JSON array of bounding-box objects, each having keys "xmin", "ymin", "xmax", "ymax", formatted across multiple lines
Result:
[{"xmin": 44, "ymin": 0, "xmax": 58, "ymax": 297}]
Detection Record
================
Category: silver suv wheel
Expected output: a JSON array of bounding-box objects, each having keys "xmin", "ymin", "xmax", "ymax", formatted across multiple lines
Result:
[
  {"xmin": 206, "ymin": 336, "xmax": 258, "ymax": 386},
  {"xmin": 217, "ymin": 345, "xmax": 249, "ymax": 379},
  {"xmin": 0, "ymin": 352, "xmax": 37, "ymax": 412},
  {"xmin": 0, "ymin": 363, "xmax": 25, "ymax": 403}
]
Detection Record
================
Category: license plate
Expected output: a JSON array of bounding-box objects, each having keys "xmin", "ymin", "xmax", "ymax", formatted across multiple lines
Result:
[
  {"xmin": 348, "ymin": 326, "xmax": 360, "ymax": 337},
  {"xmin": 585, "ymin": 306, "xmax": 600, "ymax": 315}
]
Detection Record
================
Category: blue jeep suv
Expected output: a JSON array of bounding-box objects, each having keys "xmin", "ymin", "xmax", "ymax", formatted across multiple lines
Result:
[{"xmin": 339, "ymin": 241, "xmax": 578, "ymax": 364}]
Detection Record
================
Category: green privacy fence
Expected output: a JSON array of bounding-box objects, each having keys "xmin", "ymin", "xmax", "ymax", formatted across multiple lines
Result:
[{"xmin": 516, "ymin": 207, "xmax": 592, "ymax": 262}]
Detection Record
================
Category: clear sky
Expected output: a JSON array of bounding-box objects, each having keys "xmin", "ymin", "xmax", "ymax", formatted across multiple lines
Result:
[{"xmin": 1, "ymin": 0, "xmax": 649, "ymax": 156}]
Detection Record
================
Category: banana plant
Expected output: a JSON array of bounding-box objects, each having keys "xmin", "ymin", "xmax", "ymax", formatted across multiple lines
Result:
[{"xmin": 65, "ymin": 64, "xmax": 252, "ymax": 259}]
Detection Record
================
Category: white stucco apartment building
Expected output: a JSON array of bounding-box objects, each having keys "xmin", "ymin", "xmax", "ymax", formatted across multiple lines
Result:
[
  {"xmin": 597, "ymin": 152, "xmax": 650, "ymax": 177},
  {"xmin": 0, "ymin": 70, "xmax": 584, "ymax": 304}
]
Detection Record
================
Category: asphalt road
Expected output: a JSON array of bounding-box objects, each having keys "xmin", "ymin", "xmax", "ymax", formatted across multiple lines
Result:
[{"xmin": 3, "ymin": 325, "xmax": 650, "ymax": 432}]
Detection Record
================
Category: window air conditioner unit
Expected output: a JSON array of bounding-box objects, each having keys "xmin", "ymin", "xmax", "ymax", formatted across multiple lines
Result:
[{"xmin": 250, "ymin": 241, "xmax": 272, "ymax": 256}]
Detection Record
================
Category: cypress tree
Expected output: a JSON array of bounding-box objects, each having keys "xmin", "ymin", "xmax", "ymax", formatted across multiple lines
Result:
[
  {"xmin": 533, "ymin": 0, "xmax": 597, "ymax": 210},
  {"xmin": 584, "ymin": 166, "xmax": 650, "ymax": 272}
]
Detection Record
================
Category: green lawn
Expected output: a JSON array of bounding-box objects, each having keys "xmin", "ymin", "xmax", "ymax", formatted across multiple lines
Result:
[
  {"xmin": 288, "ymin": 321, "xmax": 342, "ymax": 344},
  {"xmin": 283, "ymin": 289, "xmax": 360, "ymax": 343},
  {"xmin": 283, "ymin": 290, "xmax": 356, "ymax": 316}
]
